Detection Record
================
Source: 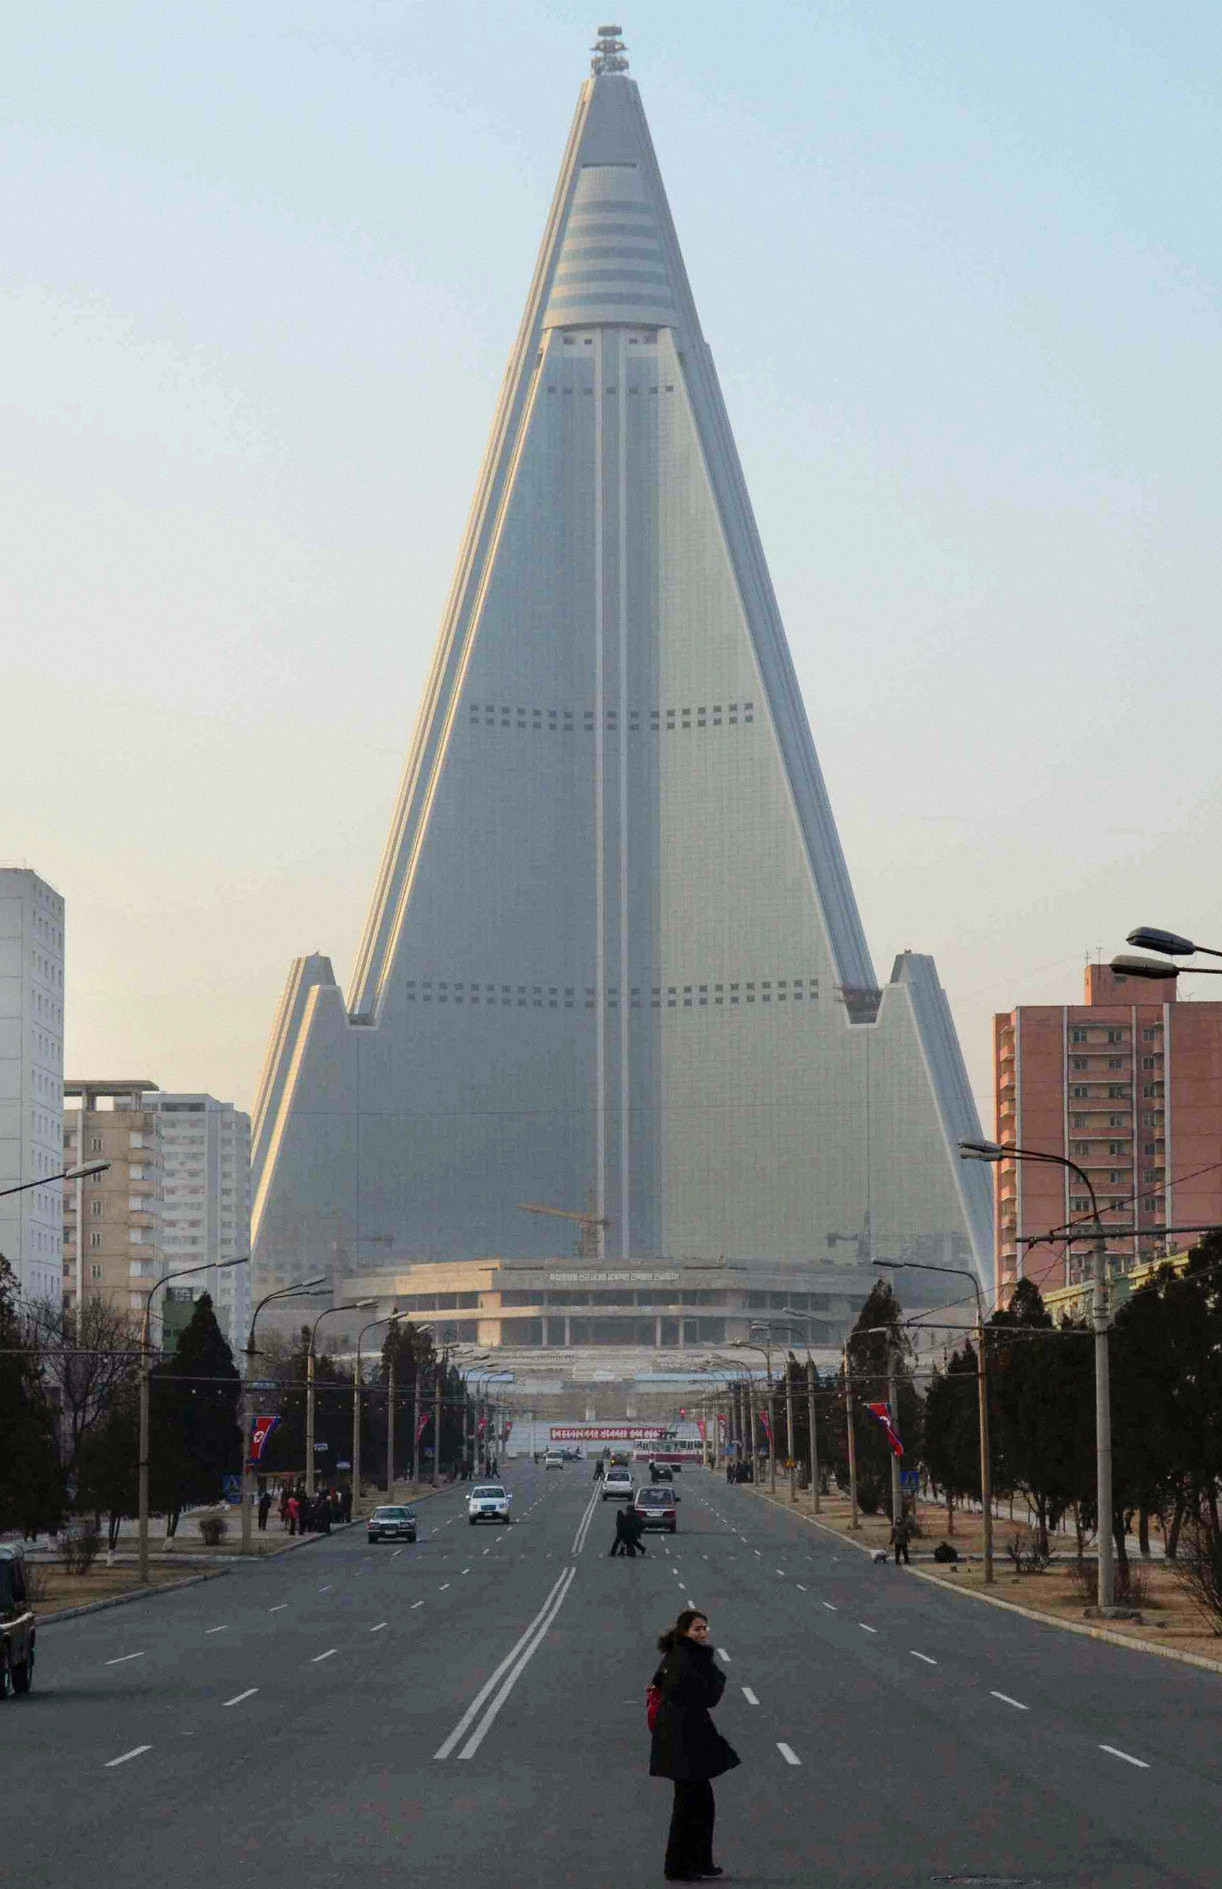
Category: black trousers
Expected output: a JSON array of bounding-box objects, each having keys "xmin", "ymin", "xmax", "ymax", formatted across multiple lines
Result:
[
  {"xmin": 665, "ymin": 1779, "xmax": 715, "ymax": 1877},
  {"xmin": 894, "ymin": 1541, "xmax": 909, "ymax": 1564}
]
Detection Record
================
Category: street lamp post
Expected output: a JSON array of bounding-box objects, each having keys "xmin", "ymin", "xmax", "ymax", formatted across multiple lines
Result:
[
  {"xmin": 962, "ymin": 1136, "xmax": 1118, "ymax": 1609},
  {"xmin": 305, "ymin": 1299, "xmax": 375, "ymax": 1498},
  {"xmin": 843, "ymin": 1337, "xmax": 859, "ymax": 1529},
  {"xmin": 136, "ymin": 1253, "xmax": 248, "ymax": 1586},
  {"xmin": 876, "ymin": 1255, "xmax": 993, "ymax": 1583},
  {"xmin": 242, "ymin": 1277, "xmax": 327, "ymax": 1554},
  {"xmin": 731, "ymin": 1332, "xmax": 779, "ymax": 1491},
  {"xmin": 806, "ymin": 1357, "xmax": 820, "ymax": 1514},
  {"xmin": 352, "ymin": 1311, "xmax": 400, "ymax": 1517},
  {"xmin": 411, "ymin": 1325, "xmax": 436, "ymax": 1488}
]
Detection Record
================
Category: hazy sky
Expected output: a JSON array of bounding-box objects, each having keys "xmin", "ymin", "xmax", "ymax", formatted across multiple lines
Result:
[{"xmin": 4, "ymin": 1, "xmax": 1220, "ymax": 1123}]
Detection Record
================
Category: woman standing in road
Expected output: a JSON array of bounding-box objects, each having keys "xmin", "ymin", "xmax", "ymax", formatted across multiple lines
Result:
[{"xmin": 650, "ymin": 1608, "xmax": 739, "ymax": 1882}]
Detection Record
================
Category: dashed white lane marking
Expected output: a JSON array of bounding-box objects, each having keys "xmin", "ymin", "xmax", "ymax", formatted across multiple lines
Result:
[
  {"xmin": 105, "ymin": 1745, "xmax": 151, "ymax": 1768},
  {"xmin": 312, "ymin": 1648, "xmax": 337, "ymax": 1663},
  {"xmin": 796, "ymin": 1583, "xmax": 807, "ymax": 1592},
  {"xmin": 105, "ymin": 1652, "xmax": 145, "ymax": 1666},
  {"xmin": 1100, "ymin": 1744, "xmax": 1150, "ymax": 1769},
  {"xmin": 223, "ymin": 1688, "xmax": 259, "ymax": 1707},
  {"xmin": 462, "ymin": 1567, "xmax": 471, "ymax": 1575},
  {"xmin": 822, "ymin": 1602, "xmax": 837, "ymax": 1611},
  {"xmin": 371, "ymin": 1622, "xmax": 388, "ymax": 1633},
  {"xmin": 205, "ymin": 1625, "xmax": 228, "ymax": 1635},
  {"xmin": 268, "ymin": 1604, "xmax": 287, "ymax": 1613},
  {"xmin": 717, "ymin": 1648, "xmax": 731, "ymax": 1663},
  {"xmin": 910, "ymin": 1651, "xmax": 937, "ymax": 1665},
  {"xmin": 777, "ymin": 1742, "xmax": 801, "ymax": 1766},
  {"xmin": 990, "ymin": 1691, "xmax": 1028, "ymax": 1710},
  {"xmin": 859, "ymin": 1624, "xmax": 878, "ymax": 1635},
  {"xmin": 391, "ymin": 1548, "xmax": 404, "ymax": 1559},
  {"xmin": 439, "ymin": 1582, "xmax": 451, "ymax": 1591},
  {"xmin": 742, "ymin": 1687, "xmax": 759, "ymax": 1706},
  {"xmin": 319, "ymin": 1584, "xmax": 332, "ymax": 1593},
  {"xmin": 776, "ymin": 1568, "xmax": 786, "ymax": 1576},
  {"xmin": 411, "ymin": 1601, "xmax": 425, "ymax": 1609}
]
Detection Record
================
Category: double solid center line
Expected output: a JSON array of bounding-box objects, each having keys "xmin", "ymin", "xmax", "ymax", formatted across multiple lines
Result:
[{"xmin": 434, "ymin": 1565, "xmax": 577, "ymax": 1763}]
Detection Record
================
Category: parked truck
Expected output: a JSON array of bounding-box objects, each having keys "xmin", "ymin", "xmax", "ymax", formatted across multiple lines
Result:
[{"xmin": 0, "ymin": 1545, "xmax": 36, "ymax": 1697}]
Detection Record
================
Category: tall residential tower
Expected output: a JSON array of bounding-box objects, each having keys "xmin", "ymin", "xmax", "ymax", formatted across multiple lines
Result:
[{"xmin": 252, "ymin": 34, "xmax": 991, "ymax": 1324}]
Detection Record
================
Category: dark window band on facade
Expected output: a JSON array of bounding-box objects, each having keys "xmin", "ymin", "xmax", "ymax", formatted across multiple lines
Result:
[
  {"xmin": 468, "ymin": 700, "xmax": 755, "ymax": 735},
  {"xmin": 403, "ymin": 974, "xmax": 819, "ymax": 1009}
]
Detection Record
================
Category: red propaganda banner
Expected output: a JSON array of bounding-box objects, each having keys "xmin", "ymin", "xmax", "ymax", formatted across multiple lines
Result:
[
  {"xmin": 695, "ymin": 1418, "xmax": 707, "ymax": 1442},
  {"xmin": 250, "ymin": 1415, "xmax": 280, "ymax": 1464},
  {"xmin": 758, "ymin": 1410, "xmax": 773, "ymax": 1447},
  {"xmin": 415, "ymin": 1411, "xmax": 432, "ymax": 1445},
  {"xmin": 866, "ymin": 1401, "xmax": 904, "ymax": 1459}
]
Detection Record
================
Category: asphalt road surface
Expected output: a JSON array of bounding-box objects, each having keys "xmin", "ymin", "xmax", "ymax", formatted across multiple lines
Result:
[{"xmin": 6, "ymin": 1465, "xmax": 1221, "ymax": 1887}]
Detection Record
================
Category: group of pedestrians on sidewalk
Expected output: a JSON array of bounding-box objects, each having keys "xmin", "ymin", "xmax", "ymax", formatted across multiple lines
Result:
[{"xmin": 259, "ymin": 1481, "xmax": 353, "ymax": 1537}]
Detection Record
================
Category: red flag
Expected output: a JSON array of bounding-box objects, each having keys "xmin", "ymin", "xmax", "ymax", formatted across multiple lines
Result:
[
  {"xmin": 866, "ymin": 1401, "xmax": 904, "ymax": 1458},
  {"xmin": 695, "ymin": 1418, "xmax": 707, "ymax": 1442},
  {"xmin": 415, "ymin": 1411, "xmax": 432, "ymax": 1445},
  {"xmin": 758, "ymin": 1409, "xmax": 773, "ymax": 1447},
  {"xmin": 249, "ymin": 1415, "xmax": 279, "ymax": 1463}
]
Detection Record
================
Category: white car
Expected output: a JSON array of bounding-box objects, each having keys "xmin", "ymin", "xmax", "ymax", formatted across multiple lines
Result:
[
  {"xmin": 601, "ymin": 1468, "xmax": 635, "ymax": 1501},
  {"xmin": 468, "ymin": 1483, "xmax": 512, "ymax": 1525},
  {"xmin": 544, "ymin": 1453, "xmax": 565, "ymax": 1471}
]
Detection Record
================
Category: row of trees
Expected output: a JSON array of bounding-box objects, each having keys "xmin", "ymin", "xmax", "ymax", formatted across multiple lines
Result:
[
  {"xmin": 0, "ymin": 1257, "xmax": 485, "ymax": 1540},
  {"xmin": 771, "ymin": 1231, "xmax": 1222, "ymax": 1565}
]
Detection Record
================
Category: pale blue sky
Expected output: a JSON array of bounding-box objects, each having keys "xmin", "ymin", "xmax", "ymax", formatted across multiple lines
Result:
[{"xmin": 4, "ymin": 1, "xmax": 1220, "ymax": 1121}]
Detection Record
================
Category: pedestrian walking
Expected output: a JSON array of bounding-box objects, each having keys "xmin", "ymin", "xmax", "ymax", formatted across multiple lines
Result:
[
  {"xmin": 609, "ymin": 1505, "xmax": 634, "ymax": 1557},
  {"xmin": 285, "ymin": 1493, "xmax": 299, "ymax": 1537},
  {"xmin": 340, "ymin": 1483, "xmax": 353, "ymax": 1524},
  {"xmin": 257, "ymin": 1490, "xmax": 272, "ymax": 1532},
  {"xmin": 624, "ymin": 1504, "xmax": 648, "ymax": 1557},
  {"xmin": 889, "ymin": 1509, "xmax": 913, "ymax": 1566},
  {"xmin": 649, "ymin": 1608, "xmax": 739, "ymax": 1882}
]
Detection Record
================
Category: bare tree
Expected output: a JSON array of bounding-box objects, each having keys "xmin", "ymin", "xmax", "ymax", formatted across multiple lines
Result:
[
  {"xmin": 1172, "ymin": 1517, "xmax": 1222, "ymax": 1637},
  {"xmin": 25, "ymin": 1296, "xmax": 140, "ymax": 1473}
]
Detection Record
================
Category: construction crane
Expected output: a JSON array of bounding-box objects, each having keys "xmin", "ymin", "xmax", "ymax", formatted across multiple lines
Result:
[{"xmin": 518, "ymin": 1193, "xmax": 611, "ymax": 1260}]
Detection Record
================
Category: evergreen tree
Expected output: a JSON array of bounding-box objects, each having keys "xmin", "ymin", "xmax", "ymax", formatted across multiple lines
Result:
[
  {"xmin": 831, "ymin": 1282, "xmax": 920, "ymax": 1515},
  {"xmin": 988, "ymin": 1279, "xmax": 1092, "ymax": 1556},
  {"xmin": 150, "ymin": 1294, "xmax": 241, "ymax": 1511},
  {"xmin": 922, "ymin": 1341, "xmax": 981, "ymax": 1522},
  {"xmin": 0, "ymin": 1256, "xmax": 65, "ymax": 1534}
]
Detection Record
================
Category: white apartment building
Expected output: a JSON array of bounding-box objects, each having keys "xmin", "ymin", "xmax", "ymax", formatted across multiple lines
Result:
[
  {"xmin": 0, "ymin": 870, "xmax": 65, "ymax": 1303},
  {"xmin": 145, "ymin": 1094, "xmax": 251, "ymax": 1351}
]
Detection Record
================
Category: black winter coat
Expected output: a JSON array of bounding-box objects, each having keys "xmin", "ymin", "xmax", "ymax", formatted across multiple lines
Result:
[{"xmin": 649, "ymin": 1637, "xmax": 741, "ymax": 1782}]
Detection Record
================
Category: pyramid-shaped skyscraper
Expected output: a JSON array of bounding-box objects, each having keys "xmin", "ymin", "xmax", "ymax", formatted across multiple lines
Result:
[{"xmin": 252, "ymin": 34, "xmax": 992, "ymax": 1300}]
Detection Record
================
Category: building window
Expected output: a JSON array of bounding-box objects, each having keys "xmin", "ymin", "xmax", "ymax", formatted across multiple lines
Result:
[
  {"xmin": 90, "ymin": 1262, "xmax": 103, "ymax": 1280},
  {"xmin": 89, "ymin": 1231, "xmax": 102, "ymax": 1249},
  {"xmin": 1142, "ymin": 1027, "xmax": 1157, "ymax": 1042},
  {"xmin": 1108, "ymin": 1086, "xmax": 1126, "ymax": 1099},
  {"xmin": 1070, "ymin": 1028, "xmax": 1087, "ymax": 1043},
  {"xmin": 1071, "ymin": 1086, "xmax": 1088, "ymax": 1098},
  {"xmin": 1107, "ymin": 1029, "xmax": 1123, "ymax": 1043},
  {"xmin": 90, "ymin": 1136, "xmax": 103, "ymax": 1152}
]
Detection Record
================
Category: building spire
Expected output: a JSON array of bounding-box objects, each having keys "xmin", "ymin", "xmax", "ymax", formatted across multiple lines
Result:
[{"xmin": 590, "ymin": 23, "xmax": 628, "ymax": 75}]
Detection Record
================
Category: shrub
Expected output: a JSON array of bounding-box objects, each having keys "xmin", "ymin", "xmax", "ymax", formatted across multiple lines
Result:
[
  {"xmin": 60, "ymin": 1528, "xmax": 101, "ymax": 1575},
  {"xmin": 1007, "ymin": 1534, "xmax": 1051, "ymax": 1575},
  {"xmin": 199, "ymin": 1514, "xmax": 229, "ymax": 1548},
  {"xmin": 1171, "ymin": 1521, "xmax": 1222, "ymax": 1636},
  {"xmin": 1069, "ymin": 1555, "xmax": 1153, "ymax": 1609}
]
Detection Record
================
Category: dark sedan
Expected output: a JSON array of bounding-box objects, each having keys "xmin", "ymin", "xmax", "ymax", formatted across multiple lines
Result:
[{"xmin": 367, "ymin": 1504, "xmax": 417, "ymax": 1544}]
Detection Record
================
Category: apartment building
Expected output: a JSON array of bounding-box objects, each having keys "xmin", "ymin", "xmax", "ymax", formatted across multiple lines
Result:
[
  {"xmin": 993, "ymin": 963, "xmax": 1222, "ymax": 1302},
  {"xmin": 144, "ymin": 1093, "xmax": 251, "ymax": 1351},
  {"xmin": 0, "ymin": 869, "xmax": 66, "ymax": 1303},
  {"xmin": 62, "ymin": 1081, "xmax": 161, "ymax": 1315}
]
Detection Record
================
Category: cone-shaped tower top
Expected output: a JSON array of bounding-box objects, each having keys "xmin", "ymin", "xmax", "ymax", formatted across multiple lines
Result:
[{"xmin": 251, "ymin": 40, "xmax": 992, "ymax": 1299}]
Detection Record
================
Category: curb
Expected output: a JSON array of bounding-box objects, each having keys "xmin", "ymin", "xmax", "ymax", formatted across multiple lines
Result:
[
  {"xmin": 735, "ymin": 1479, "xmax": 1222, "ymax": 1680},
  {"xmin": 36, "ymin": 1568, "xmax": 230, "ymax": 1628},
  {"xmin": 902, "ymin": 1564, "xmax": 1222, "ymax": 1677}
]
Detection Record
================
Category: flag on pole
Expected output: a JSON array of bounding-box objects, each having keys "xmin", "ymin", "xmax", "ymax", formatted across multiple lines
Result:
[
  {"xmin": 415, "ymin": 1411, "xmax": 432, "ymax": 1446},
  {"xmin": 249, "ymin": 1414, "xmax": 279, "ymax": 1463},
  {"xmin": 758, "ymin": 1409, "xmax": 773, "ymax": 1448},
  {"xmin": 695, "ymin": 1418, "xmax": 707, "ymax": 1443},
  {"xmin": 866, "ymin": 1401, "xmax": 904, "ymax": 1458}
]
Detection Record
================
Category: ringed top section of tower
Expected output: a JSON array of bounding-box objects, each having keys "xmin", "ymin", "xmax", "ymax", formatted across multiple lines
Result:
[{"xmin": 541, "ymin": 70, "xmax": 685, "ymax": 334}]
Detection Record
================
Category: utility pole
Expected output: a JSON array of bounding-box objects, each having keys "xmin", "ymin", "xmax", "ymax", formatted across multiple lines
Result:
[
  {"xmin": 412, "ymin": 1344, "xmax": 423, "ymax": 1489},
  {"xmin": 806, "ymin": 1356, "xmax": 820, "ymax": 1515},
  {"xmin": 305, "ymin": 1342, "xmax": 317, "ymax": 1498},
  {"xmin": 351, "ymin": 1352, "xmax": 362, "ymax": 1516},
  {"xmin": 977, "ymin": 1313, "xmax": 993, "ymax": 1584},
  {"xmin": 387, "ymin": 1341, "xmax": 396, "ymax": 1496},
  {"xmin": 433, "ymin": 1348, "xmax": 444, "ymax": 1484},
  {"xmin": 844, "ymin": 1341, "xmax": 859, "ymax": 1529},
  {"xmin": 784, "ymin": 1361, "xmax": 797, "ymax": 1504},
  {"xmin": 888, "ymin": 1337, "xmax": 902, "ymax": 1528}
]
